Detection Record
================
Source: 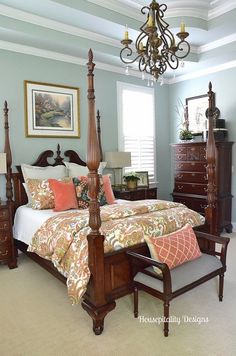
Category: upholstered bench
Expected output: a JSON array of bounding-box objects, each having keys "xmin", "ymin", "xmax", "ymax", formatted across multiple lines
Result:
[{"xmin": 127, "ymin": 229, "xmax": 230, "ymax": 337}]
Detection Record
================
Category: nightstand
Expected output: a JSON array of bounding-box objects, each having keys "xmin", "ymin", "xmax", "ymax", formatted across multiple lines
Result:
[
  {"xmin": 0, "ymin": 202, "xmax": 17, "ymax": 269},
  {"xmin": 113, "ymin": 186, "xmax": 157, "ymax": 201}
]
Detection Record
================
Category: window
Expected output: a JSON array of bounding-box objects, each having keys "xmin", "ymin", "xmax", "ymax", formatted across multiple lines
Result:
[{"xmin": 117, "ymin": 82, "xmax": 156, "ymax": 184}]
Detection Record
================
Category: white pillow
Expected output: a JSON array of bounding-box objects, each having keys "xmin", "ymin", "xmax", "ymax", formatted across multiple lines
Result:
[
  {"xmin": 64, "ymin": 161, "xmax": 89, "ymax": 177},
  {"xmin": 21, "ymin": 163, "xmax": 68, "ymax": 182},
  {"xmin": 64, "ymin": 161, "xmax": 107, "ymax": 177}
]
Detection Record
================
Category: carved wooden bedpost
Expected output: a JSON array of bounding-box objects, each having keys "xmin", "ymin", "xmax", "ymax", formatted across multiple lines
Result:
[
  {"xmin": 4, "ymin": 101, "xmax": 13, "ymax": 206},
  {"xmin": 81, "ymin": 49, "xmax": 116, "ymax": 335},
  {"xmin": 96, "ymin": 110, "xmax": 103, "ymax": 161},
  {"xmin": 205, "ymin": 82, "xmax": 217, "ymax": 236}
]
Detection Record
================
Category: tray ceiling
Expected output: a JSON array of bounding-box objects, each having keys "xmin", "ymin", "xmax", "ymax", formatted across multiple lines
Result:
[{"xmin": 0, "ymin": 0, "xmax": 235, "ymax": 83}]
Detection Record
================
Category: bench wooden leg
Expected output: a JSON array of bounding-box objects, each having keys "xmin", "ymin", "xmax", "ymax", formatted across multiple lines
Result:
[
  {"xmin": 134, "ymin": 286, "xmax": 138, "ymax": 318},
  {"xmin": 219, "ymin": 273, "xmax": 224, "ymax": 302},
  {"xmin": 163, "ymin": 301, "xmax": 170, "ymax": 337}
]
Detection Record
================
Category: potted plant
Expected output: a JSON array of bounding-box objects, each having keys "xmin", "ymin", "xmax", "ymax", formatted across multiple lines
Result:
[
  {"xmin": 123, "ymin": 171, "xmax": 140, "ymax": 190},
  {"xmin": 175, "ymin": 98, "xmax": 193, "ymax": 141},
  {"xmin": 179, "ymin": 129, "xmax": 193, "ymax": 141}
]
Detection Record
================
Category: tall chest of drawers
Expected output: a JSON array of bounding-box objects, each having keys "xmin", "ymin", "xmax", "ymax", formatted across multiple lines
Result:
[{"xmin": 171, "ymin": 141, "xmax": 233, "ymax": 234}]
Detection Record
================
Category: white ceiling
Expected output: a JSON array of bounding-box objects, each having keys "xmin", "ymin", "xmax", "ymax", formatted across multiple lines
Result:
[{"xmin": 0, "ymin": 0, "xmax": 236, "ymax": 83}]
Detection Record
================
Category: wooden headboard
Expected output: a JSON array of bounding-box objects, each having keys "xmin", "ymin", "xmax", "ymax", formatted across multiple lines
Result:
[{"xmin": 4, "ymin": 107, "xmax": 102, "ymax": 212}]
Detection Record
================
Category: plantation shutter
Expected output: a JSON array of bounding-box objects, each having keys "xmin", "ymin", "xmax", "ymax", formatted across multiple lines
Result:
[{"xmin": 117, "ymin": 82, "xmax": 156, "ymax": 184}]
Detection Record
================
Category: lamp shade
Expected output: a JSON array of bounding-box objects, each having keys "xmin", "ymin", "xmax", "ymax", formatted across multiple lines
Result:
[
  {"xmin": 0, "ymin": 153, "xmax": 7, "ymax": 174},
  {"xmin": 105, "ymin": 151, "xmax": 131, "ymax": 168}
]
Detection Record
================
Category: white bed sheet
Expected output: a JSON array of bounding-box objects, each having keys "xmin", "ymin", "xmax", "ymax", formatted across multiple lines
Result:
[
  {"xmin": 13, "ymin": 200, "xmax": 127, "ymax": 245},
  {"xmin": 13, "ymin": 205, "xmax": 61, "ymax": 245}
]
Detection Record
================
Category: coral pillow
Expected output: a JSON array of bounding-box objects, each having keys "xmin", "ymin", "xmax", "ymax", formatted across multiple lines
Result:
[
  {"xmin": 145, "ymin": 224, "xmax": 201, "ymax": 271},
  {"xmin": 48, "ymin": 179, "xmax": 78, "ymax": 212},
  {"xmin": 102, "ymin": 175, "xmax": 116, "ymax": 204}
]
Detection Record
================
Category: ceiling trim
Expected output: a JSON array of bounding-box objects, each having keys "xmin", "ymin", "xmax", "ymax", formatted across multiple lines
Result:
[
  {"xmin": 1, "ymin": 39, "xmax": 235, "ymax": 87},
  {"xmin": 88, "ymin": 0, "xmax": 208, "ymax": 20},
  {"xmin": 198, "ymin": 33, "xmax": 236, "ymax": 54},
  {"xmin": 0, "ymin": 39, "xmax": 141, "ymax": 78},
  {"xmin": 0, "ymin": 4, "xmax": 121, "ymax": 48},
  {"xmin": 168, "ymin": 60, "xmax": 236, "ymax": 84},
  {"xmin": 88, "ymin": 0, "xmax": 236, "ymax": 20},
  {"xmin": 208, "ymin": 0, "xmax": 236, "ymax": 20}
]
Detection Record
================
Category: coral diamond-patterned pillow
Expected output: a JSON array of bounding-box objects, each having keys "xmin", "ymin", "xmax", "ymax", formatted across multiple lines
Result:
[{"xmin": 144, "ymin": 224, "xmax": 201, "ymax": 271}]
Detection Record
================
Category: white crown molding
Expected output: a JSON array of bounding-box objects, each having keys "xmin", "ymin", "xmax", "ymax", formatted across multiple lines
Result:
[
  {"xmin": 168, "ymin": 60, "xmax": 236, "ymax": 84},
  {"xmin": 208, "ymin": 0, "xmax": 236, "ymax": 19},
  {"xmin": 198, "ymin": 33, "xmax": 236, "ymax": 53},
  {"xmin": 88, "ymin": 0, "xmax": 236, "ymax": 20},
  {"xmin": 0, "ymin": 39, "xmax": 141, "ymax": 78},
  {"xmin": 0, "ymin": 39, "xmax": 235, "ymax": 86},
  {"xmin": 86, "ymin": 0, "xmax": 143, "ymax": 21},
  {"xmin": 0, "ymin": 4, "xmax": 121, "ymax": 48}
]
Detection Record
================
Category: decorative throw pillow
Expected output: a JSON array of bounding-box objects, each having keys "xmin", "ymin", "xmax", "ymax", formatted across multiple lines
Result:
[
  {"xmin": 26, "ymin": 178, "xmax": 71, "ymax": 210},
  {"xmin": 144, "ymin": 224, "xmax": 202, "ymax": 272},
  {"xmin": 21, "ymin": 163, "xmax": 68, "ymax": 182},
  {"xmin": 73, "ymin": 176, "xmax": 107, "ymax": 209},
  {"xmin": 102, "ymin": 175, "xmax": 116, "ymax": 204},
  {"xmin": 48, "ymin": 179, "xmax": 78, "ymax": 212}
]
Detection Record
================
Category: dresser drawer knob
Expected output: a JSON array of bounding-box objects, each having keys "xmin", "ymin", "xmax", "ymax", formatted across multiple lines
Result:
[
  {"xmin": 191, "ymin": 162, "xmax": 195, "ymax": 166},
  {"xmin": 0, "ymin": 223, "xmax": 8, "ymax": 230},
  {"xmin": 0, "ymin": 235, "xmax": 7, "ymax": 243},
  {"xmin": 191, "ymin": 173, "xmax": 195, "ymax": 177},
  {"xmin": 177, "ymin": 164, "xmax": 183, "ymax": 169},
  {"xmin": 0, "ymin": 250, "xmax": 8, "ymax": 257},
  {"xmin": 177, "ymin": 174, "xmax": 183, "ymax": 179},
  {"xmin": 177, "ymin": 185, "xmax": 184, "ymax": 190},
  {"xmin": 191, "ymin": 184, "xmax": 195, "ymax": 188},
  {"xmin": 0, "ymin": 211, "xmax": 7, "ymax": 218}
]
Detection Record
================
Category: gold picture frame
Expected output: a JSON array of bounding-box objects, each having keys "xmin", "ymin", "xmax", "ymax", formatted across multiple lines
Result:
[{"xmin": 24, "ymin": 81, "xmax": 80, "ymax": 138}]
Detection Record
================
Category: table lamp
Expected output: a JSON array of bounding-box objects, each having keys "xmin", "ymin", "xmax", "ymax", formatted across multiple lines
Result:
[{"xmin": 104, "ymin": 151, "xmax": 131, "ymax": 188}]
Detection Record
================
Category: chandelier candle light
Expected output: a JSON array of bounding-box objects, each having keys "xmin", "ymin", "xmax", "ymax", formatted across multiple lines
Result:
[{"xmin": 120, "ymin": 0, "xmax": 190, "ymax": 80}]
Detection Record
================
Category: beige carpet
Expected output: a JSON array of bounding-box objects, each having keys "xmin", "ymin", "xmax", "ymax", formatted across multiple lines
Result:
[{"xmin": 1, "ymin": 234, "xmax": 236, "ymax": 356}]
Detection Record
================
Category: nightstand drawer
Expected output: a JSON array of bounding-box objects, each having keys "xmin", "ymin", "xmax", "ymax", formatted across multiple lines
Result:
[
  {"xmin": 0, "ymin": 208, "xmax": 9, "ymax": 221},
  {"xmin": 130, "ymin": 190, "xmax": 145, "ymax": 200},
  {"xmin": 0, "ymin": 221, "xmax": 9, "ymax": 231},
  {"xmin": 146, "ymin": 188, "xmax": 157, "ymax": 199}
]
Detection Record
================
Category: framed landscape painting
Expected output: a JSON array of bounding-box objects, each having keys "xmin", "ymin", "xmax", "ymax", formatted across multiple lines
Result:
[{"xmin": 25, "ymin": 81, "xmax": 80, "ymax": 138}]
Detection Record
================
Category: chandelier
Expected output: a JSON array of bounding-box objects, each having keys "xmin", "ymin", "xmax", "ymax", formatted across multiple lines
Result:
[{"xmin": 120, "ymin": 0, "xmax": 190, "ymax": 80}]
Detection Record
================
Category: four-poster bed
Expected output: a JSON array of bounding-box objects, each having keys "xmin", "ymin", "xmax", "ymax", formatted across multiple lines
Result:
[{"xmin": 4, "ymin": 49, "xmax": 219, "ymax": 335}]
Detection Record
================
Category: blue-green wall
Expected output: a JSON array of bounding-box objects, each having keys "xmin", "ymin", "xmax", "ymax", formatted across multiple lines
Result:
[
  {"xmin": 169, "ymin": 67, "xmax": 236, "ymax": 224},
  {"xmin": 0, "ymin": 49, "xmax": 171, "ymax": 201}
]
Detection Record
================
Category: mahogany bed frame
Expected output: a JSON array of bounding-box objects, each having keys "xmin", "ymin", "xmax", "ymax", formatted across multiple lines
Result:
[{"xmin": 4, "ymin": 49, "xmax": 218, "ymax": 335}]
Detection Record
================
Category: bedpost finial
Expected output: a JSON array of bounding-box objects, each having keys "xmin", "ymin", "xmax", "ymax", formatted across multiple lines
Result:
[
  {"xmin": 4, "ymin": 100, "xmax": 8, "ymax": 114},
  {"xmin": 88, "ymin": 48, "xmax": 93, "ymax": 62},
  {"xmin": 209, "ymin": 82, "xmax": 212, "ymax": 92},
  {"xmin": 87, "ymin": 49, "xmax": 95, "ymax": 74}
]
